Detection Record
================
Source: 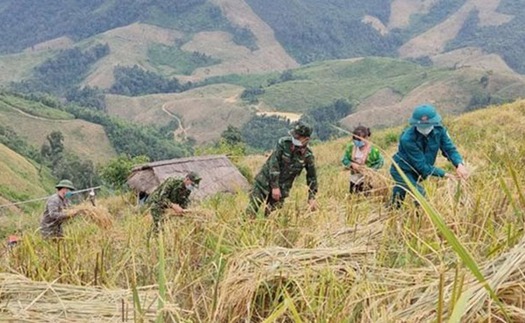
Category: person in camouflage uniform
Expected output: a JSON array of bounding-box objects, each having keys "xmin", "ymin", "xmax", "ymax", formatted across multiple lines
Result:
[
  {"xmin": 40, "ymin": 179, "xmax": 76, "ymax": 238},
  {"xmin": 147, "ymin": 171, "xmax": 201, "ymax": 232},
  {"xmin": 247, "ymin": 122, "xmax": 318, "ymax": 216}
]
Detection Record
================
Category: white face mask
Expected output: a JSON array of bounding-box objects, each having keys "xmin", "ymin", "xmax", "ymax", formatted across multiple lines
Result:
[
  {"xmin": 416, "ymin": 126, "xmax": 434, "ymax": 136},
  {"xmin": 185, "ymin": 184, "xmax": 195, "ymax": 191},
  {"xmin": 291, "ymin": 137, "xmax": 303, "ymax": 147}
]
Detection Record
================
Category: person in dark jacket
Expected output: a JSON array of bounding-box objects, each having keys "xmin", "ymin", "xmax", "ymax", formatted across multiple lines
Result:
[
  {"xmin": 390, "ymin": 104, "xmax": 469, "ymax": 207},
  {"xmin": 40, "ymin": 179, "xmax": 76, "ymax": 238},
  {"xmin": 247, "ymin": 122, "xmax": 318, "ymax": 216}
]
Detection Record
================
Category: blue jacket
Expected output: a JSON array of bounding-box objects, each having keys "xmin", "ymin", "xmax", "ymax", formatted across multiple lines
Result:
[{"xmin": 392, "ymin": 126, "xmax": 463, "ymax": 179}]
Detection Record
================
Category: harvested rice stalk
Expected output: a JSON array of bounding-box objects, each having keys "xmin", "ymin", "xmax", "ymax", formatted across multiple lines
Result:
[
  {"xmin": 68, "ymin": 204, "xmax": 113, "ymax": 229},
  {"xmin": 215, "ymin": 246, "xmax": 374, "ymax": 321},
  {"xmin": 0, "ymin": 273, "xmax": 162, "ymax": 322}
]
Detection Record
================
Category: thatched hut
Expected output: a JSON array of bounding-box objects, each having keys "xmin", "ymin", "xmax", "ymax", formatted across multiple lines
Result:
[{"xmin": 127, "ymin": 155, "xmax": 250, "ymax": 200}]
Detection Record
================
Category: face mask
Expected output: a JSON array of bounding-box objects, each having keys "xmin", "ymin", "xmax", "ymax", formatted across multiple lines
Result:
[
  {"xmin": 185, "ymin": 184, "xmax": 195, "ymax": 191},
  {"xmin": 353, "ymin": 139, "xmax": 365, "ymax": 148},
  {"xmin": 291, "ymin": 137, "xmax": 303, "ymax": 147},
  {"xmin": 416, "ymin": 126, "xmax": 434, "ymax": 136},
  {"xmin": 65, "ymin": 191, "xmax": 73, "ymax": 199}
]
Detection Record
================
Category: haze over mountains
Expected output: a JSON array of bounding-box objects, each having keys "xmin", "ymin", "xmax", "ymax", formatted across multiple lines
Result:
[{"xmin": 0, "ymin": 0, "xmax": 524, "ymax": 160}]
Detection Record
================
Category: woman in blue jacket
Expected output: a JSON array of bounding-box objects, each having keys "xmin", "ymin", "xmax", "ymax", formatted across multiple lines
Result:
[{"xmin": 390, "ymin": 104, "xmax": 469, "ymax": 207}]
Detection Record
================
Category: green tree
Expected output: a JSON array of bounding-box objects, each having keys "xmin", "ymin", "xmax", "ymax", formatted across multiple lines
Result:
[
  {"xmin": 40, "ymin": 131, "xmax": 65, "ymax": 168},
  {"xmin": 221, "ymin": 125, "xmax": 244, "ymax": 146},
  {"xmin": 100, "ymin": 155, "xmax": 150, "ymax": 190}
]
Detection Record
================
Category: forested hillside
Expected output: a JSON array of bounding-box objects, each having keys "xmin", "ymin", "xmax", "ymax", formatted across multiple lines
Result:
[
  {"xmin": 447, "ymin": 0, "xmax": 525, "ymax": 73},
  {"xmin": 0, "ymin": 0, "xmax": 256, "ymax": 54},
  {"xmin": 244, "ymin": 0, "xmax": 399, "ymax": 63}
]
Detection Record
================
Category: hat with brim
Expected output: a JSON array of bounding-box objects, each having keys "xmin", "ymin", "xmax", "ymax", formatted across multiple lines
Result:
[
  {"xmin": 289, "ymin": 122, "xmax": 313, "ymax": 137},
  {"xmin": 409, "ymin": 104, "xmax": 442, "ymax": 126},
  {"xmin": 55, "ymin": 179, "xmax": 75, "ymax": 190},
  {"xmin": 186, "ymin": 171, "xmax": 201, "ymax": 188}
]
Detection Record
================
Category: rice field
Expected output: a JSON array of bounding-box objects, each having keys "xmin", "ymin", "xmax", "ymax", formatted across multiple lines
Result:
[{"xmin": 1, "ymin": 100, "xmax": 525, "ymax": 322}]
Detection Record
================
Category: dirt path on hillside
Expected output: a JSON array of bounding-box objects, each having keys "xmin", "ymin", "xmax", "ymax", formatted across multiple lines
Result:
[
  {"xmin": 9, "ymin": 107, "xmax": 67, "ymax": 122},
  {"xmin": 162, "ymin": 103, "xmax": 190, "ymax": 141}
]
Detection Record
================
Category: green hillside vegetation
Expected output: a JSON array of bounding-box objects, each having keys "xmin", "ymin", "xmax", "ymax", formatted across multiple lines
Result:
[
  {"xmin": 109, "ymin": 65, "xmax": 186, "ymax": 96},
  {"xmin": 11, "ymin": 44, "xmax": 110, "ymax": 96},
  {"xmin": 250, "ymin": 58, "xmax": 449, "ymax": 112},
  {"xmin": 244, "ymin": 0, "xmax": 398, "ymax": 63},
  {"xmin": 0, "ymin": 95, "xmax": 73, "ymax": 120},
  {"xmin": 394, "ymin": 0, "xmax": 467, "ymax": 41},
  {"xmin": 1, "ymin": 100, "xmax": 525, "ymax": 321},
  {"xmin": 0, "ymin": 0, "xmax": 256, "ymax": 54},
  {"xmin": 447, "ymin": 1, "xmax": 525, "ymax": 73},
  {"xmin": 0, "ymin": 143, "xmax": 54, "ymax": 218}
]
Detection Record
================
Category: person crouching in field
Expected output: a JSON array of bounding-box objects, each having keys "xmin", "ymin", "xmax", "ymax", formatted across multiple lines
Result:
[
  {"xmin": 341, "ymin": 126, "xmax": 384, "ymax": 193},
  {"xmin": 147, "ymin": 172, "xmax": 201, "ymax": 232},
  {"xmin": 246, "ymin": 122, "xmax": 318, "ymax": 217},
  {"xmin": 40, "ymin": 179, "xmax": 76, "ymax": 238},
  {"xmin": 390, "ymin": 104, "xmax": 469, "ymax": 207}
]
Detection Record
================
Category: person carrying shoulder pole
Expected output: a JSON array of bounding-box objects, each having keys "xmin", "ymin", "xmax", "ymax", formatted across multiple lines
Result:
[{"xmin": 389, "ymin": 104, "xmax": 469, "ymax": 208}]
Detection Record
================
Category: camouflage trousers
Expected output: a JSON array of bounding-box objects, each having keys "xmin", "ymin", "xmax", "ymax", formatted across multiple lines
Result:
[
  {"xmin": 246, "ymin": 181, "xmax": 287, "ymax": 217},
  {"xmin": 150, "ymin": 206, "xmax": 166, "ymax": 233}
]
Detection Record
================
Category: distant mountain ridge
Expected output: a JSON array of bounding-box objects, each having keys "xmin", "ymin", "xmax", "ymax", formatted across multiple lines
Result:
[{"xmin": 1, "ymin": 0, "xmax": 525, "ymax": 146}]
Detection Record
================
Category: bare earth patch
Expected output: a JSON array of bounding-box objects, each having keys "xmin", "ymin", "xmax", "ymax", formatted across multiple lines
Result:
[
  {"xmin": 255, "ymin": 111, "xmax": 301, "ymax": 122},
  {"xmin": 389, "ymin": 0, "xmax": 438, "ymax": 30},
  {"xmin": 341, "ymin": 79, "xmax": 472, "ymax": 130},
  {"xmin": 178, "ymin": 0, "xmax": 298, "ymax": 81},
  {"xmin": 362, "ymin": 15, "xmax": 388, "ymax": 36},
  {"xmin": 82, "ymin": 23, "xmax": 184, "ymax": 89},
  {"xmin": 432, "ymin": 47, "xmax": 522, "ymax": 76},
  {"xmin": 399, "ymin": 0, "xmax": 513, "ymax": 58}
]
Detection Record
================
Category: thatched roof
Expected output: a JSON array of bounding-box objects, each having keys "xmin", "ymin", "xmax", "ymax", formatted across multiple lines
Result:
[{"xmin": 127, "ymin": 155, "xmax": 250, "ymax": 199}]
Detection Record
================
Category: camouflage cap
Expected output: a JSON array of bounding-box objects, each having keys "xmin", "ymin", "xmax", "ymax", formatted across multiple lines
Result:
[
  {"xmin": 290, "ymin": 122, "xmax": 313, "ymax": 137},
  {"xmin": 186, "ymin": 171, "xmax": 202, "ymax": 186}
]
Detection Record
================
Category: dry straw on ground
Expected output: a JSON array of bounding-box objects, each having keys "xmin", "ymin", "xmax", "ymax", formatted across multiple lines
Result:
[
  {"xmin": 216, "ymin": 224, "xmax": 525, "ymax": 322},
  {"xmin": 0, "ymin": 273, "xmax": 160, "ymax": 322}
]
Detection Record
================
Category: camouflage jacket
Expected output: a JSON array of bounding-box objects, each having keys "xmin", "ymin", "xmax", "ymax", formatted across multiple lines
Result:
[
  {"xmin": 147, "ymin": 178, "xmax": 191, "ymax": 212},
  {"xmin": 255, "ymin": 137, "xmax": 318, "ymax": 200},
  {"xmin": 40, "ymin": 193, "xmax": 69, "ymax": 237}
]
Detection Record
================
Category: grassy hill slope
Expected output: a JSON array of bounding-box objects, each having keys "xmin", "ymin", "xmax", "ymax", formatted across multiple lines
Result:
[
  {"xmin": 103, "ymin": 57, "xmax": 525, "ymax": 141},
  {"xmin": 0, "ymin": 94, "xmax": 116, "ymax": 164},
  {"xmin": 0, "ymin": 143, "xmax": 54, "ymax": 217},
  {"xmin": 1, "ymin": 100, "xmax": 525, "ymax": 321},
  {"xmin": 106, "ymin": 83, "xmax": 253, "ymax": 143},
  {"xmin": 246, "ymin": 57, "xmax": 525, "ymax": 126}
]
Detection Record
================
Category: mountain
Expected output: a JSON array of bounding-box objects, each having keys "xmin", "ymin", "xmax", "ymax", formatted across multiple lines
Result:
[{"xmin": 1, "ymin": 0, "xmax": 525, "ymax": 142}]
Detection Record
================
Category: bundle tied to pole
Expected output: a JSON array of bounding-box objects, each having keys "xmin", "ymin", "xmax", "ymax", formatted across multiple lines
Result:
[{"xmin": 68, "ymin": 203, "xmax": 113, "ymax": 229}]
